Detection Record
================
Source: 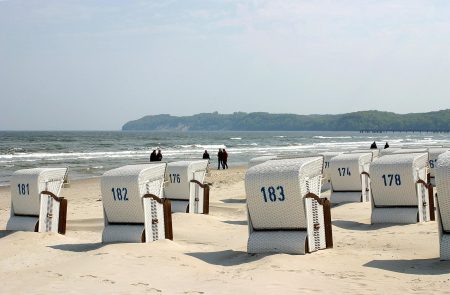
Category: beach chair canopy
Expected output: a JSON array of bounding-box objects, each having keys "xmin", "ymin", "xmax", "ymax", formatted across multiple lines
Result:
[
  {"xmin": 7, "ymin": 167, "xmax": 68, "ymax": 233},
  {"xmin": 101, "ymin": 164, "xmax": 166, "ymax": 224},
  {"xmin": 164, "ymin": 160, "xmax": 209, "ymax": 201},
  {"xmin": 435, "ymin": 151, "xmax": 450, "ymax": 259},
  {"xmin": 245, "ymin": 156, "xmax": 332, "ymax": 254}
]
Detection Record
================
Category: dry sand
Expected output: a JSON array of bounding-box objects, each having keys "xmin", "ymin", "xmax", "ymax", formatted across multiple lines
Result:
[{"xmin": 1, "ymin": 166, "xmax": 450, "ymax": 294}]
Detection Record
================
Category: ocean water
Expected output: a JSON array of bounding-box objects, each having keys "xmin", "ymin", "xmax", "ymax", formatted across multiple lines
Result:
[{"xmin": 1, "ymin": 130, "xmax": 449, "ymax": 185}]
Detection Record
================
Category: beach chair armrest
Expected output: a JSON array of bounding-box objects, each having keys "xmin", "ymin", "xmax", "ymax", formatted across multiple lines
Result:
[{"xmin": 304, "ymin": 193, "xmax": 333, "ymax": 248}]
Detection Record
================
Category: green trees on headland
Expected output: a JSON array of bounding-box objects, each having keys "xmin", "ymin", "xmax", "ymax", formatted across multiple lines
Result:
[{"xmin": 122, "ymin": 110, "xmax": 450, "ymax": 131}]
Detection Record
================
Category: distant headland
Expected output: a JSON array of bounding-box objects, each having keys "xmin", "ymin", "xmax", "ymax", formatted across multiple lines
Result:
[{"xmin": 122, "ymin": 109, "xmax": 450, "ymax": 132}]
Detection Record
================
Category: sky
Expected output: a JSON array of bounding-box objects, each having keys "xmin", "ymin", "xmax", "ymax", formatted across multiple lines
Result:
[{"xmin": 0, "ymin": 0, "xmax": 449, "ymax": 130}]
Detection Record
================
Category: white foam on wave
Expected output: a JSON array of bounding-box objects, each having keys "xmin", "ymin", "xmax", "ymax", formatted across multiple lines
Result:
[
  {"xmin": 314, "ymin": 136, "xmax": 352, "ymax": 139},
  {"xmin": 230, "ymin": 137, "xmax": 242, "ymax": 140}
]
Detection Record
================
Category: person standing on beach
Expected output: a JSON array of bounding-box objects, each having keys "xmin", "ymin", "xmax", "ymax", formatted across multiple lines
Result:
[
  {"xmin": 203, "ymin": 150, "xmax": 210, "ymax": 160},
  {"xmin": 222, "ymin": 149, "xmax": 229, "ymax": 169},
  {"xmin": 384, "ymin": 142, "xmax": 390, "ymax": 149},
  {"xmin": 217, "ymin": 149, "xmax": 223, "ymax": 170},
  {"xmin": 150, "ymin": 150, "xmax": 157, "ymax": 162},
  {"xmin": 370, "ymin": 141, "xmax": 377, "ymax": 149},
  {"xmin": 156, "ymin": 149, "xmax": 163, "ymax": 161}
]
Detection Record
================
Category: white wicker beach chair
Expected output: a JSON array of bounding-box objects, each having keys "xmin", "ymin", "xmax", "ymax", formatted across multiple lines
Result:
[
  {"xmin": 101, "ymin": 164, "xmax": 172, "ymax": 243},
  {"xmin": 435, "ymin": 151, "xmax": 450, "ymax": 260},
  {"xmin": 329, "ymin": 153, "xmax": 372, "ymax": 203},
  {"xmin": 370, "ymin": 153, "xmax": 434, "ymax": 224},
  {"xmin": 320, "ymin": 152, "xmax": 342, "ymax": 191},
  {"xmin": 248, "ymin": 155, "xmax": 278, "ymax": 168},
  {"xmin": 245, "ymin": 157, "xmax": 333, "ymax": 255},
  {"xmin": 428, "ymin": 148, "xmax": 450, "ymax": 187},
  {"xmin": 6, "ymin": 168, "xmax": 68, "ymax": 234},
  {"xmin": 392, "ymin": 148, "xmax": 428, "ymax": 154},
  {"xmin": 164, "ymin": 160, "xmax": 210, "ymax": 214}
]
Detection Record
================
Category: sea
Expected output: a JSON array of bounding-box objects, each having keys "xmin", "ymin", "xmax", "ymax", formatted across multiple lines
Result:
[{"xmin": 1, "ymin": 130, "xmax": 449, "ymax": 186}]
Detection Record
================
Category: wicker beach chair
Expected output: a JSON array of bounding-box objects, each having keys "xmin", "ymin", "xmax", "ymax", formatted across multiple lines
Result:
[
  {"xmin": 164, "ymin": 160, "xmax": 210, "ymax": 214},
  {"xmin": 101, "ymin": 164, "xmax": 172, "ymax": 243},
  {"xmin": 248, "ymin": 155, "xmax": 278, "ymax": 168},
  {"xmin": 435, "ymin": 151, "xmax": 450, "ymax": 260},
  {"xmin": 6, "ymin": 168, "xmax": 68, "ymax": 234},
  {"xmin": 245, "ymin": 157, "xmax": 333, "ymax": 254},
  {"xmin": 370, "ymin": 153, "xmax": 433, "ymax": 224},
  {"xmin": 329, "ymin": 153, "xmax": 372, "ymax": 203},
  {"xmin": 428, "ymin": 148, "xmax": 450, "ymax": 187}
]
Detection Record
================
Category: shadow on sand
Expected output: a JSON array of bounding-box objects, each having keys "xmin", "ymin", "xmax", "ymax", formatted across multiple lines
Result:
[
  {"xmin": 186, "ymin": 250, "xmax": 267, "ymax": 266},
  {"xmin": 332, "ymin": 220, "xmax": 400, "ymax": 231},
  {"xmin": 221, "ymin": 198, "xmax": 246, "ymax": 204},
  {"xmin": 0, "ymin": 231, "xmax": 15, "ymax": 239},
  {"xmin": 222, "ymin": 220, "xmax": 247, "ymax": 226},
  {"xmin": 49, "ymin": 242, "xmax": 104, "ymax": 252},
  {"xmin": 364, "ymin": 258, "xmax": 450, "ymax": 275}
]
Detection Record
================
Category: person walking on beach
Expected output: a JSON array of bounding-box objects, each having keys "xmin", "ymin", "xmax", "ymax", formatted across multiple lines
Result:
[
  {"xmin": 384, "ymin": 142, "xmax": 390, "ymax": 149},
  {"xmin": 156, "ymin": 149, "xmax": 163, "ymax": 161},
  {"xmin": 217, "ymin": 149, "xmax": 223, "ymax": 170},
  {"xmin": 203, "ymin": 150, "xmax": 210, "ymax": 160},
  {"xmin": 222, "ymin": 149, "xmax": 229, "ymax": 169},
  {"xmin": 150, "ymin": 150, "xmax": 157, "ymax": 162},
  {"xmin": 370, "ymin": 141, "xmax": 377, "ymax": 149}
]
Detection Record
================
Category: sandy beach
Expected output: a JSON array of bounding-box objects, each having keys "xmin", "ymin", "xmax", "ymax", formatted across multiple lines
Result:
[{"xmin": 1, "ymin": 165, "xmax": 449, "ymax": 294}]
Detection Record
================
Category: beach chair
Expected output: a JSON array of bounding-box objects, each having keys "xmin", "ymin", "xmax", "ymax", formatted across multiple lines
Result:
[
  {"xmin": 245, "ymin": 157, "xmax": 333, "ymax": 254},
  {"xmin": 248, "ymin": 155, "xmax": 278, "ymax": 168},
  {"xmin": 320, "ymin": 152, "xmax": 342, "ymax": 191},
  {"xmin": 370, "ymin": 153, "xmax": 433, "ymax": 224},
  {"xmin": 428, "ymin": 148, "xmax": 450, "ymax": 187},
  {"xmin": 435, "ymin": 151, "xmax": 450, "ymax": 260},
  {"xmin": 6, "ymin": 168, "xmax": 68, "ymax": 234},
  {"xmin": 101, "ymin": 164, "xmax": 172, "ymax": 243},
  {"xmin": 329, "ymin": 153, "xmax": 372, "ymax": 203},
  {"xmin": 164, "ymin": 160, "xmax": 210, "ymax": 214}
]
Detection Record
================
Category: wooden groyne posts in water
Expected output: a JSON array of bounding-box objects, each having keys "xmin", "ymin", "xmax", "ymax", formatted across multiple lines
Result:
[{"xmin": 360, "ymin": 130, "xmax": 450, "ymax": 133}]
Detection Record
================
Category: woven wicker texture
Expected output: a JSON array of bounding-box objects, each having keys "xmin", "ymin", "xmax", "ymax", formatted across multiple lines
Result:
[
  {"xmin": 371, "ymin": 207, "xmax": 418, "ymax": 224},
  {"xmin": 352, "ymin": 149, "xmax": 380, "ymax": 159},
  {"xmin": 391, "ymin": 148, "xmax": 428, "ymax": 154},
  {"xmin": 143, "ymin": 198, "xmax": 166, "ymax": 242},
  {"xmin": 9, "ymin": 168, "xmax": 67, "ymax": 216},
  {"xmin": 370, "ymin": 153, "xmax": 429, "ymax": 224},
  {"xmin": 101, "ymin": 164, "xmax": 166, "ymax": 224},
  {"xmin": 246, "ymin": 157, "xmax": 326, "ymax": 254},
  {"xmin": 6, "ymin": 216, "xmax": 39, "ymax": 231},
  {"xmin": 246, "ymin": 157, "xmax": 323, "ymax": 230},
  {"xmin": 329, "ymin": 153, "xmax": 371, "ymax": 204},
  {"xmin": 247, "ymin": 230, "xmax": 308, "ymax": 254},
  {"xmin": 248, "ymin": 156, "xmax": 278, "ymax": 168},
  {"xmin": 436, "ymin": 151, "xmax": 450, "ymax": 232},
  {"xmin": 320, "ymin": 152, "xmax": 342, "ymax": 183},
  {"xmin": 436, "ymin": 196, "xmax": 450, "ymax": 260},
  {"xmin": 7, "ymin": 168, "xmax": 67, "ymax": 232},
  {"xmin": 102, "ymin": 224, "xmax": 144, "ymax": 243},
  {"xmin": 380, "ymin": 148, "xmax": 402, "ymax": 155},
  {"xmin": 371, "ymin": 153, "xmax": 428, "ymax": 207},
  {"xmin": 429, "ymin": 148, "xmax": 450, "ymax": 179},
  {"xmin": 165, "ymin": 160, "xmax": 208, "ymax": 200}
]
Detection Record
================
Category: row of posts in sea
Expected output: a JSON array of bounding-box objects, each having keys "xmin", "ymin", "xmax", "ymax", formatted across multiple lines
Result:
[{"xmin": 360, "ymin": 130, "xmax": 450, "ymax": 133}]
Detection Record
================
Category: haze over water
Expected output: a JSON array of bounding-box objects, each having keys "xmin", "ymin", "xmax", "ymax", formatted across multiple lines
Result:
[{"xmin": 1, "ymin": 130, "xmax": 449, "ymax": 185}]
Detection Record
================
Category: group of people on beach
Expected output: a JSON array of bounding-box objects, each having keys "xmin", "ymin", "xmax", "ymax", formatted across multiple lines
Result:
[
  {"xmin": 370, "ymin": 141, "xmax": 390, "ymax": 149},
  {"xmin": 149, "ymin": 149, "xmax": 163, "ymax": 162},
  {"xmin": 201, "ymin": 149, "xmax": 229, "ymax": 170}
]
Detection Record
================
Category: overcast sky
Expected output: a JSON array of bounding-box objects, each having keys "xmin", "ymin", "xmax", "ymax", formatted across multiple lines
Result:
[{"xmin": 1, "ymin": 0, "xmax": 449, "ymax": 130}]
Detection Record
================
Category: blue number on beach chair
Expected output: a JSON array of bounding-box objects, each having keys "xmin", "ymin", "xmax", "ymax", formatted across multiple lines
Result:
[
  {"xmin": 382, "ymin": 174, "xmax": 401, "ymax": 186},
  {"xmin": 112, "ymin": 188, "xmax": 128, "ymax": 201},
  {"xmin": 261, "ymin": 186, "xmax": 285, "ymax": 202},
  {"xmin": 429, "ymin": 159, "xmax": 437, "ymax": 169},
  {"xmin": 169, "ymin": 173, "xmax": 181, "ymax": 183},
  {"xmin": 338, "ymin": 167, "xmax": 351, "ymax": 176},
  {"xmin": 17, "ymin": 183, "xmax": 30, "ymax": 195}
]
